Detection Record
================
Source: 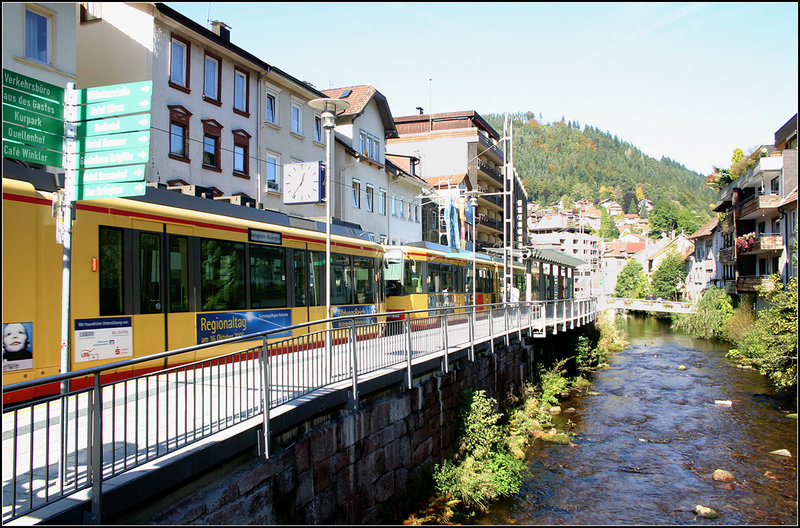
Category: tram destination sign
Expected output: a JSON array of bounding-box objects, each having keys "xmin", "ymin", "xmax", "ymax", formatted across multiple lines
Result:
[
  {"xmin": 76, "ymin": 180, "xmax": 146, "ymax": 201},
  {"xmin": 78, "ymin": 164, "xmax": 145, "ymax": 185}
]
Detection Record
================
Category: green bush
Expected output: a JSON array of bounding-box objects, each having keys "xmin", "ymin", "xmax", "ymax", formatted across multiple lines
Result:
[
  {"xmin": 673, "ymin": 287, "xmax": 733, "ymax": 340},
  {"xmin": 432, "ymin": 390, "xmax": 526, "ymax": 513}
]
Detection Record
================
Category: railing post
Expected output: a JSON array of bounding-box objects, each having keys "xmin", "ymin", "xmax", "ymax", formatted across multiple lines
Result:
[
  {"xmin": 442, "ymin": 311, "xmax": 449, "ymax": 374},
  {"xmin": 468, "ymin": 304, "xmax": 475, "ymax": 362},
  {"xmin": 504, "ymin": 303, "xmax": 509, "ymax": 347},
  {"xmin": 349, "ymin": 320, "xmax": 359, "ymax": 410},
  {"xmin": 88, "ymin": 372, "xmax": 102, "ymax": 524},
  {"xmin": 260, "ymin": 336, "xmax": 271, "ymax": 459},
  {"xmin": 405, "ymin": 317, "xmax": 413, "ymax": 389},
  {"xmin": 489, "ymin": 305, "xmax": 495, "ymax": 354}
]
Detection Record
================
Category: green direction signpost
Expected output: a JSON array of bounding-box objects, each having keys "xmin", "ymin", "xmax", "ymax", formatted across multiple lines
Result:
[
  {"xmin": 2, "ymin": 69, "xmax": 64, "ymax": 103},
  {"xmin": 76, "ymin": 113, "xmax": 151, "ymax": 137},
  {"xmin": 2, "ymin": 69, "xmax": 65, "ymax": 167},
  {"xmin": 3, "ymin": 122, "xmax": 63, "ymax": 151},
  {"xmin": 77, "ymin": 130, "xmax": 150, "ymax": 153},
  {"xmin": 77, "ymin": 95, "xmax": 152, "ymax": 121},
  {"xmin": 78, "ymin": 80, "xmax": 151, "ymax": 104},
  {"xmin": 78, "ymin": 164, "xmax": 145, "ymax": 185},
  {"xmin": 75, "ymin": 180, "xmax": 146, "ymax": 200},
  {"xmin": 78, "ymin": 145, "xmax": 149, "ymax": 169},
  {"xmin": 3, "ymin": 138, "xmax": 62, "ymax": 166}
]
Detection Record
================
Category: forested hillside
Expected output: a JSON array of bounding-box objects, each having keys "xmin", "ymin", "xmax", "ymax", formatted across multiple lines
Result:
[{"xmin": 483, "ymin": 112, "xmax": 716, "ymax": 221}]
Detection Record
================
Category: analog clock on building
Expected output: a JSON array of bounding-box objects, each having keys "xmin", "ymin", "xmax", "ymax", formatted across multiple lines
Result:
[{"xmin": 283, "ymin": 161, "xmax": 324, "ymax": 204}]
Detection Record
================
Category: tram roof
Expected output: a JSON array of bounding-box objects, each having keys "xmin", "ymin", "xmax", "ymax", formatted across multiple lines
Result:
[
  {"xmin": 484, "ymin": 246, "xmax": 587, "ymax": 269},
  {"xmin": 2, "ymin": 161, "xmax": 377, "ymax": 243}
]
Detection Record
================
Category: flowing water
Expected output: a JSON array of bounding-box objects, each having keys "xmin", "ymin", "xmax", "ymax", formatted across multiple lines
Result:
[{"xmin": 470, "ymin": 315, "xmax": 797, "ymax": 525}]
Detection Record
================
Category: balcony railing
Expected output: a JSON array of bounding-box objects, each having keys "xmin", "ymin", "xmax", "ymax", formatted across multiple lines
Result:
[
  {"xmin": 477, "ymin": 133, "xmax": 504, "ymax": 162},
  {"xmin": 736, "ymin": 275, "xmax": 777, "ymax": 292},
  {"xmin": 477, "ymin": 214, "xmax": 502, "ymax": 232},
  {"xmin": 718, "ymin": 246, "xmax": 735, "ymax": 263},
  {"xmin": 736, "ymin": 192, "xmax": 781, "ymax": 219},
  {"xmin": 741, "ymin": 233, "xmax": 783, "ymax": 254},
  {"xmin": 477, "ymin": 159, "xmax": 504, "ymax": 186}
]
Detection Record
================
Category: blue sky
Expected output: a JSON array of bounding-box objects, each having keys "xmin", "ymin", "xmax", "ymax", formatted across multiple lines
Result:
[{"xmin": 166, "ymin": 2, "xmax": 798, "ymax": 176}]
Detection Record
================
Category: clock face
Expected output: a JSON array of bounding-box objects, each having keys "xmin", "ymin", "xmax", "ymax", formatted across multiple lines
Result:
[{"xmin": 283, "ymin": 161, "xmax": 322, "ymax": 204}]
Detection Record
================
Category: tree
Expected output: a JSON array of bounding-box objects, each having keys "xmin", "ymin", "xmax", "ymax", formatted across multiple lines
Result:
[
  {"xmin": 648, "ymin": 199, "xmax": 678, "ymax": 238},
  {"xmin": 599, "ymin": 207, "xmax": 619, "ymax": 240},
  {"xmin": 627, "ymin": 200, "xmax": 638, "ymax": 215},
  {"xmin": 649, "ymin": 251, "xmax": 686, "ymax": 300},
  {"xmin": 614, "ymin": 259, "xmax": 647, "ymax": 298}
]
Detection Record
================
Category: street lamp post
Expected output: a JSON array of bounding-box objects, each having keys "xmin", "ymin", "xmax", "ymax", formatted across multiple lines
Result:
[
  {"xmin": 308, "ymin": 98, "xmax": 349, "ymax": 377},
  {"xmin": 469, "ymin": 194, "xmax": 478, "ymax": 306}
]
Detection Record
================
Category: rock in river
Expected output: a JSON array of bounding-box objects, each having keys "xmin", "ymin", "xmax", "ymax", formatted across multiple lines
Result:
[
  {"xmin": 769, "ymin": 449, "xmax": 792, "ymax": 457},
  {"xmin": 693, "ymin": 505, "xmax": 718, "ymax": 519},
  {"xmin": 541, "ymin": 433, "xmax": 570, "ymax": 445},
  {"xmin": 712, "ymin": 469, "xmax": 735, "ymax": 482}
]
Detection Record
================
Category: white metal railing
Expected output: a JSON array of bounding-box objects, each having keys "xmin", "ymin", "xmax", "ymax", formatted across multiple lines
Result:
[
  {"xmin": 601, "ymin": 296, "xmax": 695, "ymax": 314},
  {"xmin": 2, "ymin": 298, "xmax": 597, "ymax": 523}
]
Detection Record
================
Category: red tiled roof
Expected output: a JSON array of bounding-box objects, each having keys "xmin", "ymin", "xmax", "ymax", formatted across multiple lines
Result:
[
  {"xmin": 322, "ymin": 85, "xmax": 376, "ymax": 117},
  {"xmin": 689, "ymin": 217, "xmax": 719, "ymax": 239},
  {"xmin": 425, "ymin": 174, "xmax": 466, "ymax": 187}
]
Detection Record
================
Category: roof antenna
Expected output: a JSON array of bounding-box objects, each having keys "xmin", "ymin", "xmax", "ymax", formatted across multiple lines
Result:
[{"xmin": 206, "ymin": 2, "xmax": 212, "ymax": 29}]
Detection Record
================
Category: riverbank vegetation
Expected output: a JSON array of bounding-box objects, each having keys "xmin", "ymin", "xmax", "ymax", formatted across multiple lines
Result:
[
  {"xmin": 674, "ymin": 277, "xmax": 797, "ymax": 393},
  {"xmin": 404, "ymin": 315, "xmax": 628, "ymax": 524}
]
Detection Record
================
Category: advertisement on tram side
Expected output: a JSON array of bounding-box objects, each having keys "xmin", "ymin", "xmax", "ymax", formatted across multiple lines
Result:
[{"xmin": 196, "ymin": 309, "xmax": 292, "ymax": 344}]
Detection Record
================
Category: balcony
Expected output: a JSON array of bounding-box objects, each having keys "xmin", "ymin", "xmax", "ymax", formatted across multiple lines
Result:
[
  {"xmin": 719, "ymin": 214, "xmax": 734, "ymax": 234},
  {"xmin": 740, "ymin": 233, "xmax": 783, "ymax": 254},
  {"xmin": 736, "ymin": 192, "xmax": 781, "ymax": 220},
  {"xmin": 740, "ymin": 156, "xmax": 783, "ymax": 189},
  {"xmin": 477, "ymin": 133, "xmax": 504, "ymax": 163},
  {"xmin": 736, "ymin": 275, "xmax": 777, "ymax": 293},
  {"xmin": 718, "ymin": 247, "xmax": 735, "ymax": 263},
  {"xmin": 477, "ymin": 159, "xmax": 504, "ymax": 186},
  {"xmin": 477, "ymin": 214, "xmax": 502, "ymax": 233}
]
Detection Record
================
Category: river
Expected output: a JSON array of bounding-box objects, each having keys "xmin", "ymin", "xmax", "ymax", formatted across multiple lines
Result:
[{"xmin": 469, "ymin": 315, "xmax": 797, "ymax": 525}]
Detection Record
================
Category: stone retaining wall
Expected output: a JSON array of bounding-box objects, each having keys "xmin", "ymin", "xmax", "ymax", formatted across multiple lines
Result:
[{"xmin": 146, "ymin": 342, "xmax": 531, "ymax": 524}]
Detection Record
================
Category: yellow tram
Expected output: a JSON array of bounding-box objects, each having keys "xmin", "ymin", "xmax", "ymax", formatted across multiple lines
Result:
[{"xmin": 2, "ymin": 174, "xmax": 385, "ymax": 403}]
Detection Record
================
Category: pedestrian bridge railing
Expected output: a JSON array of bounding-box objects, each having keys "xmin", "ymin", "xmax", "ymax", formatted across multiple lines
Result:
[
  {"xmin": 2, "ymin": 298, "xmax": 597, "ymax": 524},
  {"xmin": 600, "ymin": 296, "xmax": 696, "ymax": 314}
]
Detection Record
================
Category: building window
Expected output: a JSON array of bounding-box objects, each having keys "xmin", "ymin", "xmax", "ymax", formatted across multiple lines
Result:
[
  {"xmin": 379, "ymin": 188, "xmax": 387, "ymax": 215},
  {"xmin": 168, "ymin": 105, "xmax": 191, "ymax": 162},
  {"xmin": 391, "ymin": 196, "xmax": 397, "ymax": 216},
  {"xmin": 80, "ymin": 2, "xmax": 101, "ymax": 23},
  {"xmin": 201, "ymin": 119, "xmax": 223, "ymax": 171},
  {"xmin": 365, "ymin": 184, "xmax": 374, "ymax": 212},
  {"xmin": 266, "ymin": 152, "xmax": 280, "ymax": 192},
  {"xmin": 265, "ymin": 91, "xmax": 278, "ymax": 124},
  {"xmin": 314, "ymin": 114, "xmax": 323, "ymax": 143},
  {"xmin": 232, "ymin": 129, "xmax": 251, "ymax": 177},
  {"xmin": 291, "ymin": 101, "xmax": 302, "ymax": 135},
  {"xmin": 169, "ymin": 34, "xmax": 190, "ymax": 92},
  {"xmin": 233, "ymin": 68, "xmax": 249, "ymax": 116},
  {"xmin": 203, "ymin": 52, "xmax": 221, "ymax": 105},
  {"xmin": 352, "ymin": 179, "xmax": 361, "ymax": 208},
  {"xmin": 25, "ymin": 7, "xmax": 51, "ymax": 64},
  {"xmin": 399, "ymin": 199, "xmax": 405, "ymax": 219},
  {"xmin": 359, "ymin": 131, "xmax": 380, "ymax": 161}
]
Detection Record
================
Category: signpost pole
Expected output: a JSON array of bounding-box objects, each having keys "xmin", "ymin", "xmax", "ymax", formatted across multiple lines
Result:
[{"xmin": 59, "ymin": 83, "xmax": 77, "ymax": 395}]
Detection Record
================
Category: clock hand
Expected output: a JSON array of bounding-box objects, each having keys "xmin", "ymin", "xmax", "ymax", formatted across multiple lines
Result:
[{"xmin": 292, "ymin": 173, "xmax": 305, "ymax": 198}]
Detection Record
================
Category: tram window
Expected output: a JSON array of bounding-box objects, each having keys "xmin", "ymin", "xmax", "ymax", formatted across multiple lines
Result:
[
  {"xmin": 403, "ymin": 260, "xmax": 421, "ymax": 294},
  {"xmin": 139, "ymin": 232, "xmax": 162, "ymax": 313},
  {"xmin": 309, "ymin": 251, "xmax": 324, "ymax": 306},
  {"xmin": 169, "ymin": 236, "xmax": 189, "ymax": 312},
  {"xmin": 331, "ymin": 255, "xmax": 352, "ymax": 305},
  {"xmin": 99, "ymin": 226, "xmax": 124, "ymax": 316},
  {"xmin": 353, "ymin": 257, "xmax": 375, "ymax": 304},
  {"xmin": 200, "ymin": 239, "xmax": 245, "ymax": 310},
  {"xmin": 250, "ymin": 245, "xmax": 286, "ymax": 308},
  {"xmin": 294, "ymin": 251, "xmax": 308, "ymax": 307}
]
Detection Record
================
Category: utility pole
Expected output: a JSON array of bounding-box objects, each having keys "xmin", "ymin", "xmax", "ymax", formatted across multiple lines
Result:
[{"xmin": 502, "ymin": 114, "xmax": 514, "ymax": 291}]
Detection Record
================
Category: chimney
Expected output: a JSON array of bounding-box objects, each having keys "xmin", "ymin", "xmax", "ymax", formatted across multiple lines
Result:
[{"xmin": 211, "ymin": 20, "xmax": 230, "ymax": 41}]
